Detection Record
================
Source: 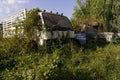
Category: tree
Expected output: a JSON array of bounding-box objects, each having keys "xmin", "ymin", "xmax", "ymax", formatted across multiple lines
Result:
[
  {"xmin": 72, "ymin": 0, "xmax": 120, "ymax": 32},
  {"xmin": 72, "ymin": 0, "xmax": 104, "ymax": 31},
  {"xmin": 24, "ymin": 8, "xmax": 42, "ymax": 41},
  {"xmin": 23, "ymin": 8, "xmax": 42, "ymax": 50},
  {"xmin": 111, "ymin": 0, "xmax": 120, "ymax": 32}
]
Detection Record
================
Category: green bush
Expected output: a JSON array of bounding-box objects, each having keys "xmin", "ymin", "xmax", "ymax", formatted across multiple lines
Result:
[{"xmin": 0, "ymin": 38, "xmax": 120, "ymax": 80}]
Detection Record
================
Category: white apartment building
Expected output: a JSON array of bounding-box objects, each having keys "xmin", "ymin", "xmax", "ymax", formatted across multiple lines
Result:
[{"xmin": 2, "ymin": 9, "xmax": 27, "ymax": 38}]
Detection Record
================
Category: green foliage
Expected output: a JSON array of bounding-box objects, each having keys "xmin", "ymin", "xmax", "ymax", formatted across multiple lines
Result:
[
  {"xmin": 24, "ymin": 8, "xmax": 42, "ymax": 41},
  {"xmin": 72, "ymin": 0, "xmax": 120, "ymax": 32},
  {"xmin": 1, "ymin": 6, "xmax": 120, "ymax": 80},
  {"xmin": 0, "ymin": 37, "xmax": 120, "ymax": 80}
]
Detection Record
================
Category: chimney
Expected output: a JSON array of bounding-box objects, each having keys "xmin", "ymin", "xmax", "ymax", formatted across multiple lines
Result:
[
  {"xmin": 50, "ymin": 11, "xmax": 52, "ymax": 14},
  {"xmin": 56, "ymin": 12, "xmax": 58, "ymax": 15},
  {"xmin": 61, "ymin": 13, "xmax": 63, "ymax": 16},
  {"xmin": 43, "ymin": 10, "xmax": 46, "ymax": 12}
]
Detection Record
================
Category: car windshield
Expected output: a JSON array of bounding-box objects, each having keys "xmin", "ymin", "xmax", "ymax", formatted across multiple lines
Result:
[{"xmin": 42, "ymin": 13, "xmax": 73, "ymax": 31}]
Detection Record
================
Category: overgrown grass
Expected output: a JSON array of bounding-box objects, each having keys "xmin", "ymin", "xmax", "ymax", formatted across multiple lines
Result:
[{"xmin": 0, "ymin": 38, "xmax": 120, "ymax": 80}]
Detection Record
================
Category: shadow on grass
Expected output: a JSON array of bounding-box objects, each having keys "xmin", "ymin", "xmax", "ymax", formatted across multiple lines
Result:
[{"xmin": 79, "ymin": 38, "xmax": 109, "ymax": 52}]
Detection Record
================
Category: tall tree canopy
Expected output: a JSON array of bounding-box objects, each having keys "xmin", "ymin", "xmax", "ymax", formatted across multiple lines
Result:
[{"xmin": 72, "ymin": 0, "xmax": 120, "ymax": 32}]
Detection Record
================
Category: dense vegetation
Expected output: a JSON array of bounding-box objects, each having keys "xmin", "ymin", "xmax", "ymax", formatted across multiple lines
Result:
[
  {"xmin": 72, "ymin": 0, "xmax": 120, "ymax": 32},
  {"xmin": 0, "ymin": 37, "xmax": 120, "ymax": 80},
  {"xmin": 0, "ymin": 0, "xmax": 120, "ymax": 80}
]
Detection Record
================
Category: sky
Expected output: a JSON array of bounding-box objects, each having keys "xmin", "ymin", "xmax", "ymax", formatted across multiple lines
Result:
[{"xmin": 0, "ymin": 0, "xmax": 76, "ymax": 22}]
